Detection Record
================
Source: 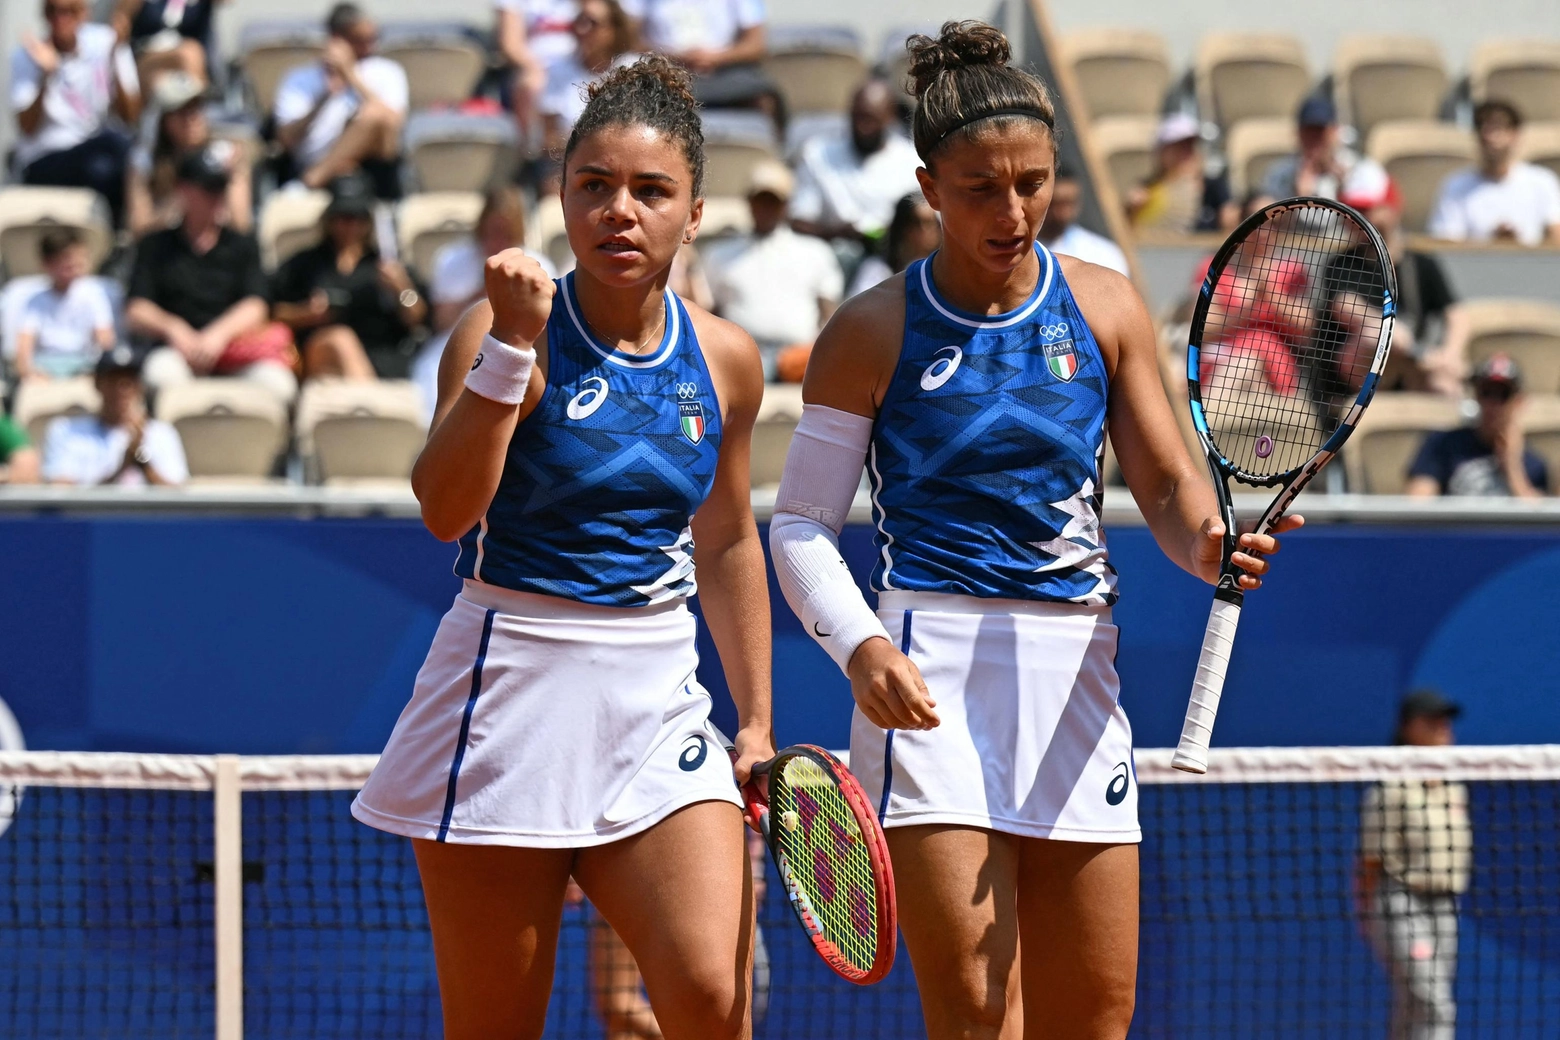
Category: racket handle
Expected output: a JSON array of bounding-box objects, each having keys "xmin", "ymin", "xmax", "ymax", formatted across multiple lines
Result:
[{"xmin": 1171, "ymin": 596, "xmax": 1243, "ymax": 774}]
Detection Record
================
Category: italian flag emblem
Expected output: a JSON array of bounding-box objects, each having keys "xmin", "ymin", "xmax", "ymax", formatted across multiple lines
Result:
[
  {"xmin": 1044, "ymin": 340, "xmax": 1079, "ymax": 382},
  {"xmin": 679, "ymin": 401, "xmax": 706, "ymax": 444}
]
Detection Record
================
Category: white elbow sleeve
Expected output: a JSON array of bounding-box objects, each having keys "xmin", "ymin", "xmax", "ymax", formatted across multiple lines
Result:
[{"xmin": 769, "ymin": 405, "xmax": 890, "ymax": 674}]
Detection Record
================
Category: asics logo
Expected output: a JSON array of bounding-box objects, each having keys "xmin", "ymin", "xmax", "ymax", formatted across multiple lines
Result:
[
  {"xmin": 1106, "ymin": 761, "xmax": 1130, "ymax": 806},
  {"xmin": 676, "ymin": 382, "xmax": 699, "ymax": 399},
  {"xmin": 471, "ymin": 353, "xmax": 484, "ymax": 370},
  {"xmin": 1040, "ymin": 322, "xmax": 1070, "ymax": 342},
  {"xmin": 679, "ymin": 734, "xmax": 709, "ymax": 772},
  {"xmin": 566, "ymin": 377, "xmax": 610, "ymax": 420},
  {"xmin": 920, "ymin": 346, "xmax": 963, "ymax": 391}
]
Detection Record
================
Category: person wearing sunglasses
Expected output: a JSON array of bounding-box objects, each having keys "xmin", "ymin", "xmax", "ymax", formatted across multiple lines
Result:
[{"xmin": 1406, "ymin": 353, "xmax": 1550, "ymax": 498}]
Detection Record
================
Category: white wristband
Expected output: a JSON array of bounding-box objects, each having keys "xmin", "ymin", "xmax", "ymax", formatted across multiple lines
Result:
[{"xmin": 464, "ymin": 334, "xmax": 537, "ymax": 406}]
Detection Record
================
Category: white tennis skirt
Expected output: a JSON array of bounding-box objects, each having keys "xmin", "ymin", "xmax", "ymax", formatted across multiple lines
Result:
[
  {"xmin": 352, "ymin": 580, "xmax": 743, "ymax": 847},
  {"xmin": 850, "ymin": 592, "xmax": 1140, "ymax": 844}
]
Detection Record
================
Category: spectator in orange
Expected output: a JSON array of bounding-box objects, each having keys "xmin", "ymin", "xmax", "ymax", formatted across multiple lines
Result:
[
  {"xmin": 112, "ymin": 0, "xmax": 214, "ymax": 94},
  {"xmin": 13, "ymin": 228, "xmax": 117, "ymax": 381},
  {"xmin": 41, "ymin": 346, "xmax": 187, "ymax": 487},
  {"xmin": 1429, "ymin": 100, "xmax": 1560, "ymax": 246},
  {"xmin": 1128, "ymin": 112, "xmax": 1236, "ymax": 233},
  {"xmin": 125, "ymin": 71, "xmax": 251, "ymax": 237},
  {"xmin": 1406, "ymin": 354, "xmax": 1550, "ymax": 498}
]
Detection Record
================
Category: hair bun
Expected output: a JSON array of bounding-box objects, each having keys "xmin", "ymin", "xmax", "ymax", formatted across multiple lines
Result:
[
  {"xmin": 587, "ymin": 53, "xmax": 698, "ymax": 110},
  {"xmin": 906, "ymin": 20, "xmax": 1012, "ymax": 98}
]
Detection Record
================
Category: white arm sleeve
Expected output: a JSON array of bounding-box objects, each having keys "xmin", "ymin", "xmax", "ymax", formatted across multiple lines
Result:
[{"xmin": 769, "ymin": 404, "xmax": 891, "ymax": 674}]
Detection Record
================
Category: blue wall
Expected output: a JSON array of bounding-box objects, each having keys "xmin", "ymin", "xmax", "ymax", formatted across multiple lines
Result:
[{"xmin": 2, "ymin": 516, "xmax": 1560, "ymax": 753}]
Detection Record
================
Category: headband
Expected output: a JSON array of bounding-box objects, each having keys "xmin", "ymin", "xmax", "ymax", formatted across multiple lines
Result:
[{"xmin": 933, "ymin": 105, "xmax": 1055, "ymax": 148}]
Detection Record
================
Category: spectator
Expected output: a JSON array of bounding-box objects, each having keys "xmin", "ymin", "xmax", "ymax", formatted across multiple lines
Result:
[
  {"xmin": 1128, "ymin": 112, "xmax": 1236, "ymax": 233},
  {"xmin": 126, "ymin": 71, "xmax": 252, "ymax": 237},
  {"xmin": 845, "ymin": 193, "xmax": 940, "ymax": 298},
  {"xmin": 112, "ymin": 0, "xmax": 215, "ymax": 93},
  {"xmin": 0, "ymin": 416, "xmax": 42, "ymax": 485},
  {"xmin": 10, "ymin": 0, "xmax": 141, "ymax": 227},
  {"xmin": 1262, "ymin": 96, "xmax": 1388, "ymax": 203},
  {"xmin": 273, "ymin": 174, "xmax": 429, "ymax": 381},
  {"xmin": 13, "ymin": 228, "xmax": 117, "ymax": 381},
  {"xmin": 41, "ymin": 345, "xmax": 187, "ymax": 486},
  {"xmin": 1429, "ymin": 101, "xmax": 1560, "ymax": 246},
  {"xmin": 628, "ymin": 0, "xmax": 777, "ymax": 117},
  {"xmin": 429, "ymin": 187, "xmax": 556, "ymax": 335},
  {"xmin": 791, "ymin": 78, "xmax": 923, "ymax": 245},
  {"xmin": 540, "ymin": 0, "xmax": 637, "ymax": 158},
  {"xmin": 495, "ymin": 0, "xmax": 583, "ymax": 136},
  {"xmin": 1406, "ymin": 354, "xmax": 1549, "ymax": 498},
  {"xmin": 127, "ymin": 148, "xmax": 298, "ymax": 403},
  {"xmin": 273, "ymin": 3, "xmax": 408, "ymax": 194},
  {"xmin": 703, "ymin": 160, "xmax": 842, "ymax": 380},
  {"xmin": 1039, "ymin": 165, "xmax": 1130, "ymax": 276},
  {"xmin": 1357, "ymin": 689, "xmax": 1470, "ymax": 1040}
]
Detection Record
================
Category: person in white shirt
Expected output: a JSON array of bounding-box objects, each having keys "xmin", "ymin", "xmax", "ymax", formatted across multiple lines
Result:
[
  {"xmin": 1039, "ymin": 166, "xmax": 1130, "ymax": 277},
  {"xmin": 703, "ymin": 160, "xmax": 843, "ymax": 378},
  {"xmin": 626, "ymin": 0, "xmax": 774, "ymax": 114},
  {"xmin": 791, "ymin": 79, "xmax": 923, "ymax": 245},
  {"xmin": 493, "ymin": 0, "xmax": 580, "ymax": 135},
  {"xmin": 13, "ymin": 228, "xmax": 117, "ymax": 381},
  {"xmin": 273, "ymin": 3, "xmax": 408, "ymax": 192},
  {"xmin": 1262, "ymin": 96, "xmax": 1388, "ymax": 204},
  {"xmin": 10, "ymin": 0, "xmax": 141, "ymax": 226},
  {"xmin": 42, "ymin": 345, "xmax": 188, "ymax": 487},
  {"xmin": 539, "ymin": 0, "xmax": 637, "ymax": 157},
  {"xmin": 1429, "ymin": 100, "xmax": 1560, "ymax": 247}
]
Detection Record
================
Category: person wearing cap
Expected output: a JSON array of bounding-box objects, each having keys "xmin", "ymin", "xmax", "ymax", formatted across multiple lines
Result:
[
  {"xmin": 126, "ymin": 71, "xmax": 251, "ymax": 237},
  {"xmin": 1406, "ymin": 353, "xmax": 1549, "ymax": 498},
  {"xmin": 272, "ymin": 174, "xmax": 429, "ymax": 381},
  {"xmin": 1429, "ymin": 100, "xmax": 1560, "ymax": 247},
  {"xmin": 703, "ymin": 159, "xmax": 843, "ymax": 380},
  {"xmin": 40, "ymin": 345, "xmax": 188, "ymax": 487},
  {"xmin": 127, "ymin": 147, "xmax": 298, "ymax": 404},
  {"xmin": 1356, "ymin": 689, "xmax": 1470, "ymax": 1040},
  {"xmin": 1038, "ymin": 163, "xmax": 1130, "ymax": 277},
  {"xmin": 1128, "ymin": 112, "xmax": 1236, "ymax": 233},
  {"xmin": 1262, "ymin": 95, "xmax": 1387, "ymax": 204}
]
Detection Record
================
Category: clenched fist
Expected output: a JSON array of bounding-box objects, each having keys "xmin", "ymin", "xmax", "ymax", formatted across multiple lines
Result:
[{"xmin": 485, "ymin": 248, "xmax": 555, "ymax": 347}]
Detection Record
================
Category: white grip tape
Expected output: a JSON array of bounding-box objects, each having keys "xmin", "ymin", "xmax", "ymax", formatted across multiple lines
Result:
[
  {"xmin": 1171, "ymin": 597, "xmax": 1243, "ymax": 774},
  {"xmin": 464, "ymin": 334, "xmax": 537, "ymax": 406}
]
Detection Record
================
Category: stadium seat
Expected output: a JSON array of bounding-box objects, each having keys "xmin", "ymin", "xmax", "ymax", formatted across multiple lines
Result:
[
  {"xmin": 154, "ymin": 379, "xmax": 289, "ymax": 481},
  {"xmin": 1471, "ymin": 39, "xmax": 1560, "ymax": 123},
  {"xmin": 701, "ymin": 111, "xmax": 780, "ymax": 199},
  {"xmin": 404, "ymin": 112, "xmax": 519, "ymax": 194},
  {"xmin": 397, "ymin": 192, "xmax": 484, "ymax": 283},
  {"xmin": 1333, "ymin": 35, "xmax": 1449, "ymax": 142},
  {"xmin": 1089, "ymin": 116, "xmax": 1158, "ymax": 205},
  {"xmin": 1523, "ymin": 394, "xmax": 1560, "ymax": 484},
  {"xmin": 0, "ymin": 187, "xmax": 113, "ymax": 279},
  {"xmin": 697, "ymin": 196, "xmax": 753, "ymax": 241},
  {"xmin": 762, "ymin": 26, "xmax": 868, "ymax": 117},
  {"xmin": 751, "ymin": 384, "xmax": 804, "ymax": 488},
  {"xmin": 1223, "ymin": 117, "xmax": 1298, "ymax": 197},
  {"xmin": 295, "ymin": 379, "xmax": 428, "ymax": 484},
  {"xmin": 1343, "ymin": 392, "xmax": 1462, "ymax": 493},
  {"xmin": 1195, "ymin": 32, "xmax": 1311, "ymax": 133},
  {"xmin": 1060, "ymin": 28, "xmax": 1172, "ymax": 120},
  {"xmin": 236, "ymin": 19, "xmax": 324, "ymax": 116},
  {"xmin": 379, "ymin": 23, "xmax": 486, "ymax": 111},
  {"xmin": 12, "ymin": 376, "xmax": 100, "ymax": 446},
  {"xmin": 1366, "ymin": 120, "xmax": 1475, "ymax": 233},
  {"xmin": 1460, "ymin": 299, "xmax": 1560, "ymax": 395},
  {"xmin": 1519, "ymin": 121, "xmax": 1560, "ymax": 181},
  {"xmin": 257, "ymin": 189, "xmax": 329, "ymax": 269}
]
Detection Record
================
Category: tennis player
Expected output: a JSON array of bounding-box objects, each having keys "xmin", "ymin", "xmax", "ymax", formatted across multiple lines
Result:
[
  {"xmin": 352, "ymin": 56, "xmax": 772, "ymax": 1040},
  {"xmin": 769, "ymin": 22, "xmax": 1301, "ymax": 1039}
]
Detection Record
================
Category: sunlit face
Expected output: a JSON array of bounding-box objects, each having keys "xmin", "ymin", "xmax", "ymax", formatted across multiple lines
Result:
[
  {"xmin": 916, "ymin": 122, "xmax": 1055, "ymax": 276},
  {"xmin": 95, "ymin": 371, "xmax": 143, "ymax": 426},
  {"xmin": 342, "ymin": 18, "xmax": 378, "ymax": 60},
  {"xmin": 43, "ymin": 0, "xmax": 86, "ymax": 49},
  {"xmin": 44, "ymin": 243, "xmax": 88, "ymax": 286},
  {"xmin": 1478, "ymin": 115, "xmax": 1519, "ymax": 167},
  {"xmin": 573, "ymin": 0, "xmax": 617, "ymax": 61},
  {"xmin": 563, "ymin": 124, "xmax": 702, "ymax": 288},
  {"xmin": 1400, "ymin": 715, "xmax": 1454, "ymax": 747}
]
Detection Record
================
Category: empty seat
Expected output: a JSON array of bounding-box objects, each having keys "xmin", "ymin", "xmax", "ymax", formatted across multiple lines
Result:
[
  {"xmin": 12, "ymin": 377, "xmax": 101, "ymax": 446},
  {"xmin": 1224, "ymin": 117, "xmax": 1298, "ymax": 197},
  {"xmin": 1333, "ymin": 35, "xmax": 1448, "ymax": 141},
  {"xmin": 701, "ymin": 111, "xmax": 780, "ymax": 199},
  {"xmin": 257, "ymin": 189, "xmax": 330, "ymax": 269},
  {"xmin": 1367, "ymin": 120, "xmax": 1476, "ymax": 233},
  {"xmin": 1519, "ymin": 121, "xmax": 1560, "ymax": 181},
  {"xmin": 763, "ymin": 25, "xmax": 868, "ymax": 117},
  {"xmin": 1460, "ymin": 299, "xmax": 1560, "ymax": 395},
  {"xmin": 237, "ymin": 19, "xmax": 324, "ymax": 115},
  {"xmin": 1471, "ymin": 39, "xmax": 1560, "ymax": 123},
  {"xmin": 397, "ymin": 192, "xmax": 484, "ymax": 282},
  {"xmin": 1523, "ymin": 394, "xmax": 1560, "ymax": 485},
  {"xmin": 751, "ymin": 384, "xmax": 804, "ymax": 488},
  {"xmin": 1060, "ymin": 28, "xmax": 1172, "ymax": 120},
  {"xmin": 404, "ymin": 112, "xmax": 519, "ymax": 194},
  {"xmin": 380, "ymin": 23, "xmax": 486, "ymax": 110},
  {"xmin": 1090, "ymin": 116, "xmax": 1158, "ymax": 204},
  {"xmin": 1343, "ymin": 392, "xmax": 1463, "ymax": 493},
  {"xmin": 155, "ymin": 379, "xmax": 289, "ymax": 480},
  {"xmin": 0, "ymin": 187, "xmax": 113, "ymax": 278},
  {"xmin": 295, "ymin": 379, "xmax": 428, "ymax": 484},
  {"xmin": 1196, "ymin": 32, "xmax": 1311, "ymax": 133}
]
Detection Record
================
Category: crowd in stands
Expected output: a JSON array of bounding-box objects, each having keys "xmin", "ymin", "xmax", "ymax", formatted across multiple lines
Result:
[{"xmin": 2, "ymin": 6, "xmax": 1558, "ymax": 497}]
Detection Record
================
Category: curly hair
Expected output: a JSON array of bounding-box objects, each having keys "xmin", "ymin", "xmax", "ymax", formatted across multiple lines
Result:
[
  {"xmin": 564, "ymin": 54, "xmax": 706, "ymax": 198},
  {"xmin": 905, "ymin": 20, "xmax": 1057, "ymax": 163}
]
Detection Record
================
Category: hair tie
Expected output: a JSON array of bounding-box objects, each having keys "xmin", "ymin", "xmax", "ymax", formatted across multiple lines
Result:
[{"xmin": 933, "ymin": 105, "xmax": 1054, "ymax": 148}]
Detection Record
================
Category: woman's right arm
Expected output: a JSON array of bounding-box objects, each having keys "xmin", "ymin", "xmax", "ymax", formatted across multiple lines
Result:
[{"xmin": 412, "ymin": 249, "xmax": 554, "ymax": 541}]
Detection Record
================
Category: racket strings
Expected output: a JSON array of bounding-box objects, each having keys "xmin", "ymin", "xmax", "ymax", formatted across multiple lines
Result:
[{"xmin": 1198, "ymin": 208, "xmax": 1388, "ymax": 481}]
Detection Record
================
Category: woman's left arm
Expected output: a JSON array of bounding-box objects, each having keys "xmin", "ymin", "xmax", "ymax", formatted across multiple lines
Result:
[
  {"xmin": 1069, "ymin": 259, "xmax": 1301, "ymax": 590},
  {"xmin": 688, "ymin": 314, "xmax": 774, "ymax": 783}
]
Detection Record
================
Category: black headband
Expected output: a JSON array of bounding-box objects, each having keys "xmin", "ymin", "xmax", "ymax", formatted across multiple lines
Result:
[{"xmin": 933, "ymin": 105, "xmax": 1054, "ymax": 148}]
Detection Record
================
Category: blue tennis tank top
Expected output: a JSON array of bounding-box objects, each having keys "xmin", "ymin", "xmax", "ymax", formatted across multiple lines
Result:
[
  {"xmin": 868, "ymin": 244, "xmax": 1118, "ymax": 605},
  {"xmin": 454, "ymin": 275, "xmax": 723, "ymax": 606}
]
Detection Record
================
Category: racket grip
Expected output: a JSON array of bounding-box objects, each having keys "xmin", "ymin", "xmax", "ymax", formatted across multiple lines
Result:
[{"xmin": 1171, "ymin": 597, "xmax": 1243, "ymax": 774}]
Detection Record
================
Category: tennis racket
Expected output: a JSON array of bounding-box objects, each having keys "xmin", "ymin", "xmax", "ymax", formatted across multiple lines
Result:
[
  {"xmin": 739, "ymin": 745, "xmax": 896, "ymax": 984},
  {"xmin": 1172, "ymin": 197, "xmax": 1396, "ymax": 774}
]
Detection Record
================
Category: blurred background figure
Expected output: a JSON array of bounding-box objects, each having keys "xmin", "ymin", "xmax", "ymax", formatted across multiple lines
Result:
[
  {"xmin": 0, "ymin": 415, "xmax": 42, "ymax": 485},
  {"xmin": 126, "ymin": 71, "xmax": 251, "ymax": 237},
  {"xmin": 631, "ymin": 0, "xmax": 777, "ymax": 120},
  {"xmin": 1128, "ymin": 112, "xmax": 1235, "ymax": 233},
  {"xmin": 1262, "ymin": 96, "xmax": 1386, "ymax": 202},
  {"xmin": 540, "ymin": 0, "xmax": 637, "ymax": 160},
  {"xmin": 12, "ymin": 229, "xmax": 117, "ymax": 382},
  {"xmin": 494, "ymin": 0, "xmax": 582, "ymax": 138},
  {"xmin": 845, "ymin": 192, "xmax": 940, "ymax": 298},
  {"xmin": 1040, "ymin": 164, "xmax": 1130, "ymax": 276},
  {"xmin": 41, "ymin": 345, "xmax": 187, "ymax": 487},
  {"xmin": 1357, "ymin": 689, "xmax": 1470, "ymax": 1040},
  {"xmin": 1406, "ymin": 353, "xmax": 1550, "ymax": 498},
  {"xmin": 1429, "ymin": 101, "xmax": 1560, "ymax": 246},
  {"xmin": 113, "ymin": 0, "xmax": 215, "ymax": 94}
]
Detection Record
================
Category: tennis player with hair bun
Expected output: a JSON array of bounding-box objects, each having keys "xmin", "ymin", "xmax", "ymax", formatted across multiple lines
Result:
[
  {"xmin": 351, "ymin": 56, "xmax": 773, "ymax": 1040},
  {"xmin": 770, "ymin": 21, "xmax": 1302, "ymax": 1038}
]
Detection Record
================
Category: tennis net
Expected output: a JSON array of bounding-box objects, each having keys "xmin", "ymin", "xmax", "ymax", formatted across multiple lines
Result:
[{"xmin": 1, "ymin": 746, "xmax": 1557, "ymax": 1038}]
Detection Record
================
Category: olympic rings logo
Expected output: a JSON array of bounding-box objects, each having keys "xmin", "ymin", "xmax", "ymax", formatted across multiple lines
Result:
[
  {"xmin": 676, "ymin": 382, "xmax": 699, "ymax": 399},
  {"xmin": 1039, "ymin": 322, "xmax": 1070, "ymax": 342}
]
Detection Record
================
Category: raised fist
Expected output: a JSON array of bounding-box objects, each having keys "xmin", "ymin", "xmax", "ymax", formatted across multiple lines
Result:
[{"xmin": 485, "ymin": 248, "xmax": 555, "ymax": 347}]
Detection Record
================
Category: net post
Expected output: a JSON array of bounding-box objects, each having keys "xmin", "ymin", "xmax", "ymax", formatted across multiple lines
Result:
[{"xmin": 214, "ymin": 754, "xmax": 244, "ymax": 1040}]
